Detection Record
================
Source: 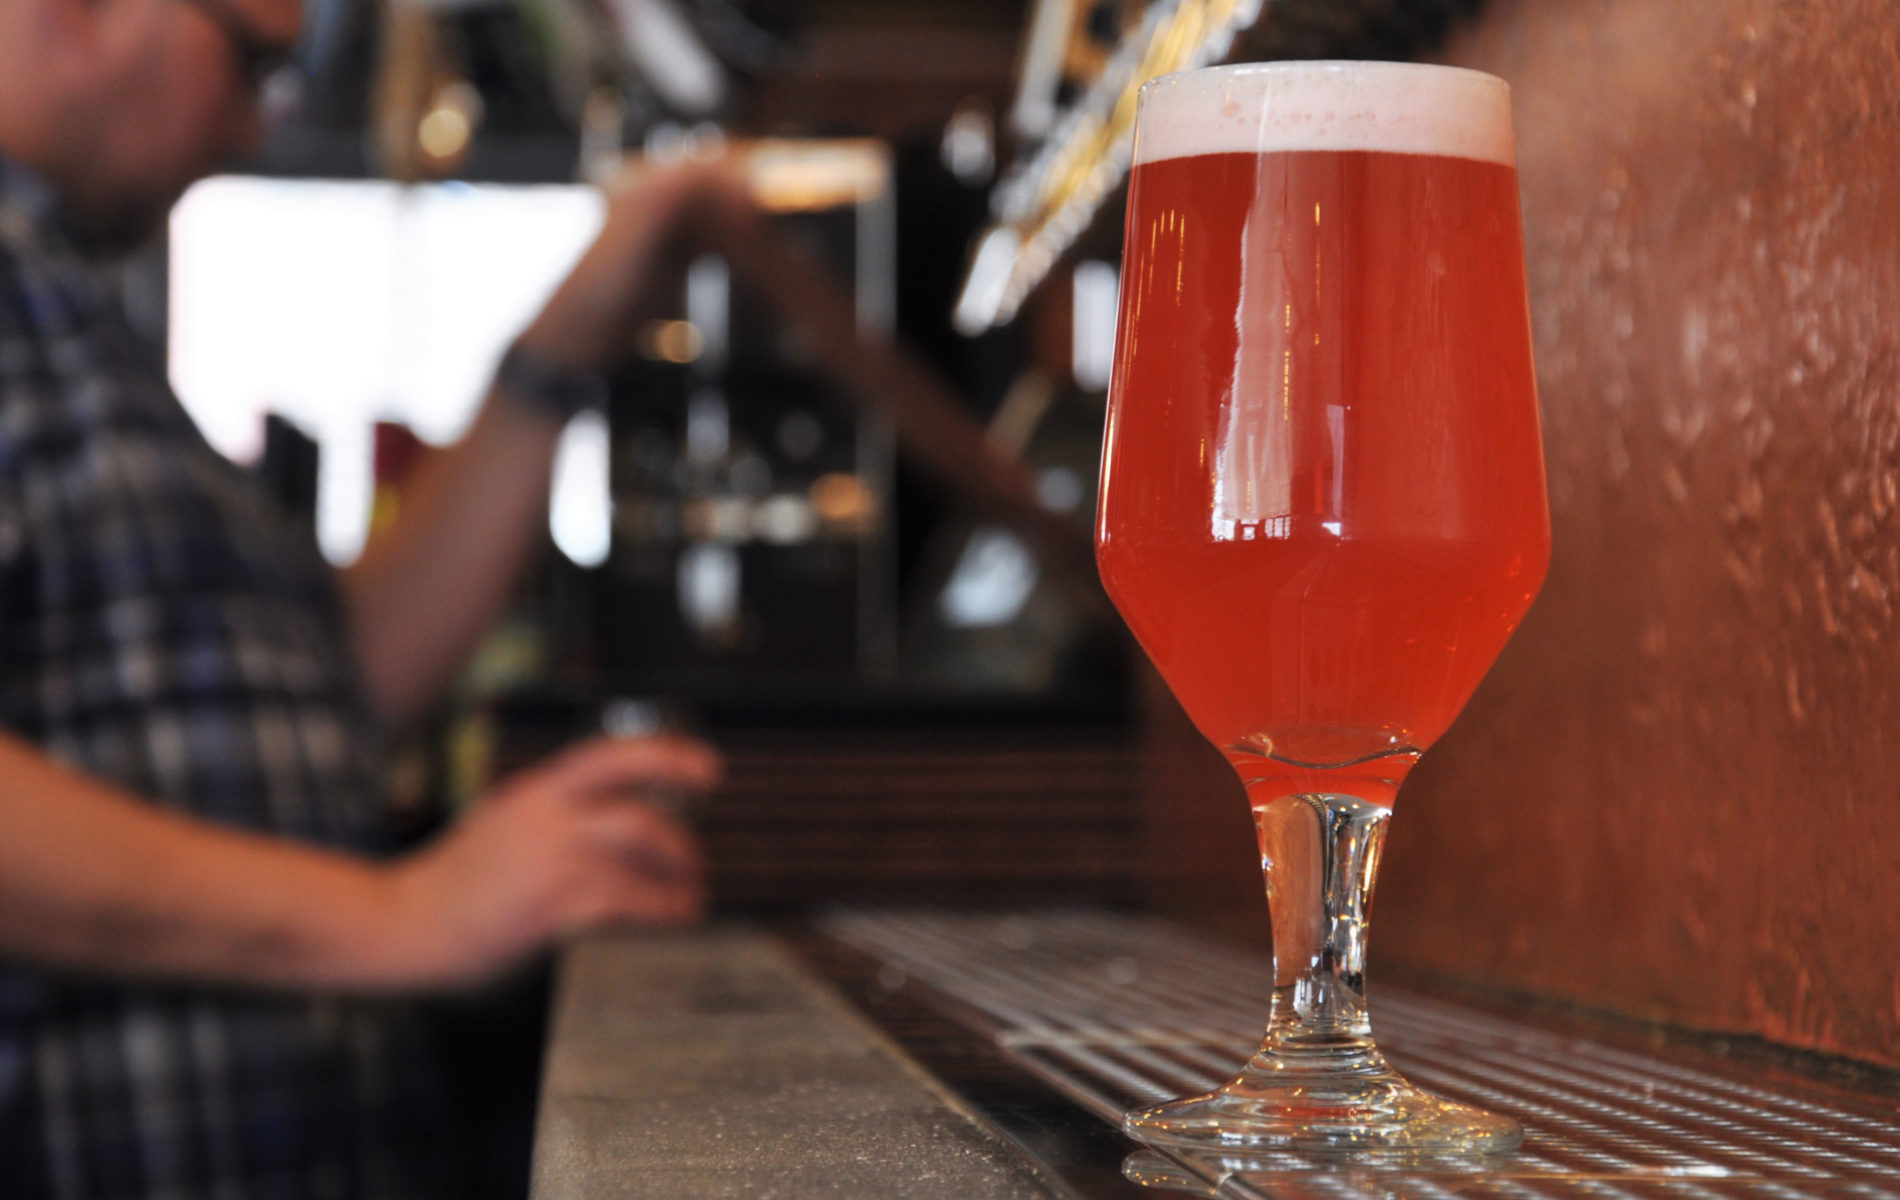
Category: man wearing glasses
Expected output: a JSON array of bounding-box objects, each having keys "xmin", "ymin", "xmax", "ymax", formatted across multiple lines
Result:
[{"xmin": 0, "ymin": 0, "xmax": 743, "ymax": 1196}]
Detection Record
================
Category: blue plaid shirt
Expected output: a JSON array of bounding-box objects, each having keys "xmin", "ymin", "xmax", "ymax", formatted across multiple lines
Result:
[{"xmin": 0, "ymin": 157, "xmax": 445, "ymax": 1198}]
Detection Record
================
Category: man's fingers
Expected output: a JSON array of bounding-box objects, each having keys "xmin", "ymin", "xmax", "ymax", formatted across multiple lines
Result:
[
  {"xmin": 573, "ymin": 867, "xmax": 707, "ymax": 930},
  {"xmin": 573, "ymin": 803, "xmax": 704, "ymax": 883},
  {"xmin": 542, "ymin": 734, "xmax": 722, "ymax": 797}
]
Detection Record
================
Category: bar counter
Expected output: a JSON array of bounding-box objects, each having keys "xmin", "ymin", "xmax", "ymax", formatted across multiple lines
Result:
[
  {"xmin": 529, "ymin": 926, "xmax": 1059, "ymax": 1199},
  {"xmin": 532, "ymin": 911, "xmax": 1900, "ymax": 1200}
]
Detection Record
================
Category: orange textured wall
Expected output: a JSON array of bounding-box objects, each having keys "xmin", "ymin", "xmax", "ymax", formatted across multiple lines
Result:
[{"xmin": 1369, "ymin": 0, "xmax": 1900, "ymax": 1067}]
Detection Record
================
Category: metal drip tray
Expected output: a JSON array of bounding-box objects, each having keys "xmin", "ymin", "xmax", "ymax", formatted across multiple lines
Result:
[{"xmin": 813, "ymin": 910, "xmax": 1900, "ymax": 1198}]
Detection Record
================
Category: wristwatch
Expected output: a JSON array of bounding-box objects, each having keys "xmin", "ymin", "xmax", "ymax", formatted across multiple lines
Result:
[{"xmin": 494, "ymin": 343, "xmax": 609, "ymax": 423}]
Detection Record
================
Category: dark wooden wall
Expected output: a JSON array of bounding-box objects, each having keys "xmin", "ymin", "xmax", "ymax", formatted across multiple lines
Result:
[
  {"xmin": 1141, "ymin": 0, "xmax": 1900, "ymax": 1072},
  {"xmin": 1362, "ymin": 0, "xmax": 1900, "ymax": 1068}
]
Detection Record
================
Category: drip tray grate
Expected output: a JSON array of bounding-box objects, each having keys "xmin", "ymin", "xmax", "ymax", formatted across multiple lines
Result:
[{"xmin": 818, "ymin": 910, "xmax": 1900, "ymax": 1198}]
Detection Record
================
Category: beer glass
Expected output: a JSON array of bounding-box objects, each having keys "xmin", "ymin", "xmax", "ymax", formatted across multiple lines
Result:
[{"xmin": 1097, "ymin": 61, "xmax": 1549, "ymax": 1151}]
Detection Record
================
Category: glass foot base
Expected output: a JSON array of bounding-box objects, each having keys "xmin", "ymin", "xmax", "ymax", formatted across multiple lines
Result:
[{"xmin": 1124, "ymin": 1068, "xmax": 1522, "ymax": 1154}]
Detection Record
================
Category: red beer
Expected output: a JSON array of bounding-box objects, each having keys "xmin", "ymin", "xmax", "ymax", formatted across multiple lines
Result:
[
  {"xmin": 1101, "ymin": 61, "xmax": 1544, "ymax": 1153},
  {"xmin": 1097, "ymin": 126, "xmax": 1550, "ymax": 799}
]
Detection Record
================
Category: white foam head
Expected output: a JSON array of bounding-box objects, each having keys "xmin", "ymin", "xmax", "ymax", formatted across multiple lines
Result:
[{"xmin": 1133, "ymin": 61, "xmax": 1514, "ymax": 167}]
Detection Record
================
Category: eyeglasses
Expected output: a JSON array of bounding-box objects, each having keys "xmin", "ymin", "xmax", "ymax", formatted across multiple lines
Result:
[{"xmin": 170, "ymin": 0, "xmax": 301, "ymax": 100}]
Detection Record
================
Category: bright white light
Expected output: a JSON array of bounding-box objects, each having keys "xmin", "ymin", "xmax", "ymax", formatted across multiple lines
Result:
[
  {"xmin": 401, "ymin": 184, "xmax": 603, "ymax": 443},
  {"xmin": 684, "ymin": 389, "xmax": 730, "ymax": 464},
  {"xmin": 168, "ymin": 179, "xmax": 398, "ymax": 463},
  {"xmin": 686, "ymin": 256, "xmax": 730, "ymax": 368},
  {"xmin": 1072, "ymin": 258, "xmax": 1119, "ymax": 391},
  {"xmin": 551, "ymin": 409, "xmax": 612, "ymax": 568},
  {"xmin": 169, "ymin": 177, "xmax": 604, "ymax": 564},
  {"xmin": 1036, "ymin": 466, "xmax": 1084, "ymax": 513},
  {"xmin": 678, "ymin": 542, "xmax": 741, "ymax": 636},
  {"xmin": 940, "ymin": 103, "xmax": 995, "ymax": 184},
  {"xmin": 940, "ymin": 529, "xmax": 1039, "ymax": 628},
  {"xmin": 953, "ymin": 226, "xmax": 1021, "ymax": 336},
  {"xmin": 608, "ymin": 0, "xmax": 725, "ymax": 115}
]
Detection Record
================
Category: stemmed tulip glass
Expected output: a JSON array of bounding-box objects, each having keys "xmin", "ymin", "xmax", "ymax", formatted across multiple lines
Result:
[{"xmin": 1095, "ymin": 61, "xmax": 1550, "ymax": 1151}]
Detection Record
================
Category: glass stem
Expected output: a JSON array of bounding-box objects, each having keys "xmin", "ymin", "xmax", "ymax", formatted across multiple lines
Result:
[{"xmin": 1250, "ymin": 792, "xmax": 1393, "ymax": 1072}]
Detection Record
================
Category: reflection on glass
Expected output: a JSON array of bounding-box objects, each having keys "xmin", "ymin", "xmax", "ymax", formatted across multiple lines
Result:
[
  {"xmin": 1122, "ymin": 1146, "xmax": 1521, "ymax": 1197},
  {"xmin": 1095, "ymin": 61, "xmax": 1550, "ymax": 1152}
]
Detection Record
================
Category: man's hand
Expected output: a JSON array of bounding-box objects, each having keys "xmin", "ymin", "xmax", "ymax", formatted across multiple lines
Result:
[
  {"xmin": 342, "ymin": 156, "xmax": 756, "ymax": 730},
  {"xmin": 387, "ymin": 735, "xmax": 721, "ymax": 989},
  {"xmin": 514, "ymin": 156, "xmax": 753, "ymax": 372}
]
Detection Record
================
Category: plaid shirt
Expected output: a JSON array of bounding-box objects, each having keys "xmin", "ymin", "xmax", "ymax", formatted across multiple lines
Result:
[{"xmin": 0, "ymin": 158, "xmax": 445, "ymax": 1198}]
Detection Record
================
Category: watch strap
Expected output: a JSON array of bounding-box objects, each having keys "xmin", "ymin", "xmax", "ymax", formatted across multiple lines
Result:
[{"xmin": 494, "ymin": 343, "xmax": 608, "ymax": 423}]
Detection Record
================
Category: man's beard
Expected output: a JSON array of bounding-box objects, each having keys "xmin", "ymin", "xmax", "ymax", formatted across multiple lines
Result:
[{"xmin": 63, "ymin": 188, "xmax": 176, "ymax": 258}]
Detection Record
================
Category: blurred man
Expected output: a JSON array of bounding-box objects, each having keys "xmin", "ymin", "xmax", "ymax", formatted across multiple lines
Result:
[{"xmin": 0, "ymin": 0, "xmax": 742, "ymax": 1194}]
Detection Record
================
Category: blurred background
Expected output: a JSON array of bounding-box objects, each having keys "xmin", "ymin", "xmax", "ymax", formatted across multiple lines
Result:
[
  {"xmin": 158, "ymin": 0, "xmax": 1497, "ymax": 917},
  {"xmin": 134, "ymin": 0, "xmax": 1900, "ymax": 1191}
]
